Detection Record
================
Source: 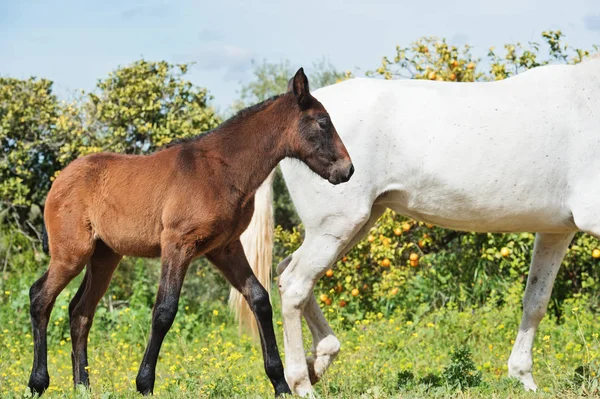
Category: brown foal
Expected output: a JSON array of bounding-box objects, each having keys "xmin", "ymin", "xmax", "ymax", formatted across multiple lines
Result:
[{"xmin": 27, "ymin": 68, "xmax": 353, "ymax": 396}]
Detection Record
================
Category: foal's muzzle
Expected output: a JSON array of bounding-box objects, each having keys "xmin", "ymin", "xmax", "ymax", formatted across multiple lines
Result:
[{"xmin": 328, "ymin": 160, "xmax": 354, "ymax": 185}]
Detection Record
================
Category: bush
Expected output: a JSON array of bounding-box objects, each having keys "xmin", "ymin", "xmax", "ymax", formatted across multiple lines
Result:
[{"xmin": 443, "ymin": 346, "xmax": 482, "ymax": 388}]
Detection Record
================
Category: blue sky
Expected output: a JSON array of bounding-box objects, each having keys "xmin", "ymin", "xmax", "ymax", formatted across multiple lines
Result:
[{"xmin": 1, "ymin": 0, "xmax": 598, "ymax": 112}]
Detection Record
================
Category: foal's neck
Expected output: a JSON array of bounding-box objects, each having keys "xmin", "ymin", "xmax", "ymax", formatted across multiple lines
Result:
[{"xmin": 196, "ymin": 95, "xmax": 292, "ymax": 200}]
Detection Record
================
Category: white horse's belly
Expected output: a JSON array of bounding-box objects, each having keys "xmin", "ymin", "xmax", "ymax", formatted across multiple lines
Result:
[{"xmin": 378, "ymin": 188, "xmax": 575, "ymax": 233}]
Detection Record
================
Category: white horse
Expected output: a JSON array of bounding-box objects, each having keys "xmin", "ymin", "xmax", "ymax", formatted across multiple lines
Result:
[{"xmin": 232, "ymin": 55, "xmax": 600, "ymax": 396}]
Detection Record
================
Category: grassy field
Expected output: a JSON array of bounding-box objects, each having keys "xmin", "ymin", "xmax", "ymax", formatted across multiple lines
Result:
[{"xmin": 1, "ymin": 283, "xmax": 599, "ymax": 399}]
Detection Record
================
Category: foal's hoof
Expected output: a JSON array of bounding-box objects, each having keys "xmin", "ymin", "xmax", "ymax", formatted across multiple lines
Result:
[
  {"xmin": 136, "ymin": 367, "xmax": 155, "ymax": 395},
  {"xmin": 136, "ymin": 383, "xmax": 154, "ymax": 396},
  {"xmin": 28, "ymin": 371, "xmax": 50, "ymax": 396},
  {"xmin": 274, "ymin": 380, "xmax": 292, "ymax": 397},
  {"xmin": 136, "ymin": 378, "xmax": 154, "ymax": 396}
]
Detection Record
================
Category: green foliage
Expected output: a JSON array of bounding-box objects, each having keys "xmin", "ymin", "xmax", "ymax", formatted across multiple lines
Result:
[
  {"xmin": 443, "ymin": 346, "xmax": 483, "ymax": 388},
  {"xmin": 396, "ymin": 370, "xmax": 415, "ymax": 389},
  {"xmin": 0, "ymin": 77, "xmax": 74, "ymax": 226},
  {"xmin": 233, "ymin": 59, "xmax": 294, "ymax": 111},
  {"xmin": 370, "ymin": 30, "xmax": 598, "ymax": 82},
  {"xmin": 396, "ymin": 346, "xmax": 481, "ymax": 392},
  {"xmin": 86, "ymin": 60, "xmax": 220, "ymax": 153}
]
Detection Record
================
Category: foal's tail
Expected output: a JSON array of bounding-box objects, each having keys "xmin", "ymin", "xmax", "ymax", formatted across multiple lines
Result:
[{"xmin": 229, "ymin": 171, "xmax": 276, "ymax": 337}]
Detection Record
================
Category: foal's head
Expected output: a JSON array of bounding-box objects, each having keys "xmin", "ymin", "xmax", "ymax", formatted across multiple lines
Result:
[{"xmin": 283, "ymin": 68, "xmax": 354, "ymax": 185}]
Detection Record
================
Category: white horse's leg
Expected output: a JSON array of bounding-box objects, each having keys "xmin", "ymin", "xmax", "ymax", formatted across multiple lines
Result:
[
  {"xmin": 508, "ymin": 232, "xmax": 574, "ymax": 391},
  {"xmin": 305, "ymin": 206, "xmax": 386, "ymax": 383},
  {"xmin": 301, "ymin": 205, "xmax": 386, "ymax": 384},
  {"xmin": 278, "ymin": 208, "xmax": 373, "ymax": 397}
]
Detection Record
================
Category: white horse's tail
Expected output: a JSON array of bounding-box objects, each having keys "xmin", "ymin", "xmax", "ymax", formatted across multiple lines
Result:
[{"xmin": 229, "ymin": 171, "xmax": 276, "ymax": 337}]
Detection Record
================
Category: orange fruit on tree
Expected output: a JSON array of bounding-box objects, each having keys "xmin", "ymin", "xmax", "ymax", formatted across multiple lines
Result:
[
  {"xmin": 351, "ymin": 288, "xmax": 360, "ymax": 296},
  {"xmin": 339, "ymin": 300, "xmax": 347, "ymax": 307},
  {"xmin": 467, "ymin": 62, "xmax": 475, "ymax": 70},
  {"xmin": 449, "ymin": 73, "xmax": 456, "ymax": 81},
  {"xmin": 428, "ymin": 71, "xmax": 437, "ymax": 80},
  {"xmin": 426, "ymin": 223, "xmax": 434, "ymax": 228},
  {"xmin": 418, "ymin": 240, "xmax": 425, "ymax": 248},
  {"xmin": 500, "ymin": 247, "xmax": 510, "ymax": 257},
  {"xmin": 423, "ymin": 233, "xmax": 429, "ymax": 239},
  {"xmin": 593, "ymin": 249, "xmax": 600, "ymax": 259},
  {"xmin": 367, "ymin": 235, "xmax": 375, "ymax": 243},
  {"xmin": 342, "ymin": 256, "xmax": 348, "ymax": 262},
  {"xmin": 335, "ymin": 285, "xmax": 343, "ymax": 293},
  {"xmin": 381, "ymin": 258, "xmax": 391, "ymax": 267},
  {"xmin": 324, "ymin": 298, "xmax": 332, "ymax": 306},
  {"xmin": 409, "ymin": 253, "xmax": 419, "ymax": 261},
  {"xmin": 319, "ymin": 294, "xmax": 329, "ymax": 303},
  {"xmin": 451, "ymin": 60, "xmax": 459, "ymax": 67},
  {"xmin": 410, "ymin": 259, "xmax": 419, "ymax": 267},
  {"xmin": 394, "ymin": 227, "xmax": 402, "ymax": 236},
  {"xmin": 402, "ymin": 222, "xmax": 411, "ymax": 232},
  {"xmin": 325, "ymin": 269, "xmax": 334, "ymax": 277},
  {"xmin": 390, "ymin": 287, "xmax": 399, "ymax": 295},
  {"xmin": 363, "ymin": 283, "xmax": 369, "ymax": 290}
]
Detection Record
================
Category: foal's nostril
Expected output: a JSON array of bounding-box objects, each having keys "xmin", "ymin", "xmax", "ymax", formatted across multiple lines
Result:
[{"xmin": 347, "ymin": 164, "xmax": 355, "ymax": 180}]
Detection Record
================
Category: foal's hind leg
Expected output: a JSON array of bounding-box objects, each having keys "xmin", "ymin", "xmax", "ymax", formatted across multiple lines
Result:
[
  {"xmin": 508, "ymin": 232, "xmax": 574, "ymax": 391},
  {"xmin": 28, "ymin": 231, "xmax": 93, "ymax": 394},
  {"xmin": 69, "ymin": 241, "xmax": 122, "ymax": 387},
  {"xmin": 208, "ymin": 240, "xmax": 291, "ymax": 396}
]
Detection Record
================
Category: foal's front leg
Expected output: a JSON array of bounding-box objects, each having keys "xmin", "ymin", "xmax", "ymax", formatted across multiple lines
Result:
[
  {"xmin": 508, "ymin": 232, "xmax": 574, "ymax": 391},
  {"xmin": 136, "ymin": 232, "xmax": 192, "ymax": 395},
  {"xmin": 207, "ymin": 240, "xmax": 291, "ymax": 396}
]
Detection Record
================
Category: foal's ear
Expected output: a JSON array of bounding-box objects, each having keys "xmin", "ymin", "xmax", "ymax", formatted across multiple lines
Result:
[{"xmin": 289, "ymin": 67, "xmax": 311, "ymax": 109}]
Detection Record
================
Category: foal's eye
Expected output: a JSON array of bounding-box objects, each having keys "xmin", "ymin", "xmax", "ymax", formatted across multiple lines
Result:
[{"xmin": 317, "ymin": 119, "xmax": 329, "ymax": 130}]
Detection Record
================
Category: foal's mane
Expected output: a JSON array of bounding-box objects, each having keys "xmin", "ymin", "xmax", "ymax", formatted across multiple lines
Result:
[{"xmin": 165, "ymin": 94, "xmax": 284, "ymax": 149}]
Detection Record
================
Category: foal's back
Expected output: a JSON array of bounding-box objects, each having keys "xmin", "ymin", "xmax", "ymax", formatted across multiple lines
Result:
[{"xmin": 45, "ymin": 145, "xmax": 214, "ymax": 258}]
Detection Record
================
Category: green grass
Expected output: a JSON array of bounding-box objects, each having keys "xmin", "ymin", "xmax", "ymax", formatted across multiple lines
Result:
[{"xmin": 1, "ymin": 286, "xmax": 599, "ymax": 398}]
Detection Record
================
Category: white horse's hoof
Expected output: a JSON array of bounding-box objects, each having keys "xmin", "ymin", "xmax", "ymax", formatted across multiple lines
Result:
[
  {"xmin": 509, "ymin": 369, "xmax": 538, "ymax": 391},
  {"xmin": 286, "ymin": 367, "xmax": 317, "ymax": 397},
  {"xmin": 295, "ymin": 385, "xmax": 317, "ymax": 398}
]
